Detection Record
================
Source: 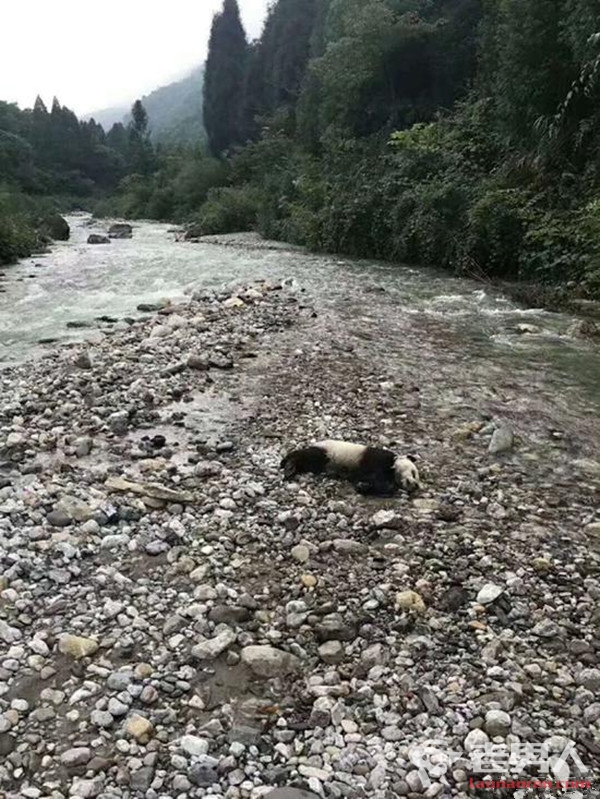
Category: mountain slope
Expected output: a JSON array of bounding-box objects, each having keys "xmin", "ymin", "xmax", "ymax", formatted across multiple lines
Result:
[{"xmin": 88, "ymin": 65, "xmax": 206, "ymax": 145}]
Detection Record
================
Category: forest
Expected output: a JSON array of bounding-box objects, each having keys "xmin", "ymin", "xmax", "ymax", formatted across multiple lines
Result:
[{"xmin": 2, "ymin": 0, "xmax": 600, "ymax": 299}]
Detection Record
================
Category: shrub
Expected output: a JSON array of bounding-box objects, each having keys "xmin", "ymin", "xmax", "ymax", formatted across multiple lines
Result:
[
  {"xmin": 0, "ymin": 215, "xmax": 38, "ymax": 265},
  {"xmin": 466, "ymin": 188, "xmax": 526, "ymax": 277},
  {"xmin": 195, "ymin": 185, "xmax": 260, "ymax": 235}
]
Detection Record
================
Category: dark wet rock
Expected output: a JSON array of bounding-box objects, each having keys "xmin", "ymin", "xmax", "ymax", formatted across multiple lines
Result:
[
  {"xmin": 208, "ymin": 605, "xmax": 251, "ymax": 624},
  {"xmin": 209, "ymin": 355, "xmax": 234, "ymax": 370},
  {"xmin": 0, "ymin": 734, "xmax": 15, "ymax": 756},
  {"xmin": 108, "ymin": 222, "xmax": 133, "ymax": 239},
  {"xmin": 46, "ymin": 509, "xmax": 72, "ymax": 528},
  {"xmin": 39, "ymin": 213, "xmax": 70, "ymax": 241},
  {"xmin": 66, "ymin": 320, "xmax": 92, "ymax": 329},
  {"xmin": 189, "ymin": 755, "xmax": 220, "ymax": 786},
  {"xmin": 87, "ymin": 234, "xmax": 110, "ymax": 245},
  {"xmin": 314, "ymin": 614, "xmax": 357, "ymax": 642},
  {"xmin": 187, "ymin": 354, "xmax": 210, "ymax": 370},
  {"xmin": 74, "ymin": 351, "xmax": 92, "ymax": 369}
]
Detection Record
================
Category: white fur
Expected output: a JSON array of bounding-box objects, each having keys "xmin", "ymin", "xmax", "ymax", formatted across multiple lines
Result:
[
  {"xmin": 316, "ymin": 440, "xmax": 366, "ymax": 468},
  {"xmin": 394, "ymin": 456, "xmax": 421, "ymax": 490}
]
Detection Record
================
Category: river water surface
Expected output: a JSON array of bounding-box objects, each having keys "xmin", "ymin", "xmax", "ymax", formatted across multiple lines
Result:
[{"xmin": 0, "ymin": 213, "xmax": 599, "ymax": 413}]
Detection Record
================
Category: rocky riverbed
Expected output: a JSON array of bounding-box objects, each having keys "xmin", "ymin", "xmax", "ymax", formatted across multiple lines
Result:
[{"xmin": 1, "ymin": 254, "xmax": 600, "ymax": 799}]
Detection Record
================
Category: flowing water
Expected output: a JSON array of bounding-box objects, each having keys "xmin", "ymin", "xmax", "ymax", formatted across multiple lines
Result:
[{"xmin": 0, "ymin": 213, "xmax": 599, "ymax": 412}]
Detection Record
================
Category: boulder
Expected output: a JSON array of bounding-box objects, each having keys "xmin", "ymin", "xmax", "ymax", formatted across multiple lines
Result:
[
  {"xmin": 39, "ymin": 213, "xmax": 70, "ymax": 241},
  {"xmin": 108, "ymin": 223, "xmax": 133, "ymax": 239},
  {"xmin": 87, "ymin": 234, "xmax": 110, "ymax": 245},
  {"xmin": 184, "ymin": 222, "xmax": 203, "ymax": 241},
  {"xmin": 568, "ymin": 319, "xmax": 599, "ymax": 340}
]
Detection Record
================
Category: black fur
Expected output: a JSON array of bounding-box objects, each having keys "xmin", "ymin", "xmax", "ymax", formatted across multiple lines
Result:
[
  {"xmin": 353, "ymin": 447, "xmax": 396, "ymax": 495},
  {"xmin": 281, "ymin": 446, "xmax": 328, "ymax": 480}
]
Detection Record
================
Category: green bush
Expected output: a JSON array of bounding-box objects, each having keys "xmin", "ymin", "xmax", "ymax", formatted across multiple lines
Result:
[
  {"xmin": 466, "ymin": 188, "xmax": 526, "ymax": 277},
  {"xmin": 195, "ymin": 185, "xmax": 260, "ymax": 235},
  {"xmin": 0, "ymin": 215, "xmax": 38, "ymax": 265}
]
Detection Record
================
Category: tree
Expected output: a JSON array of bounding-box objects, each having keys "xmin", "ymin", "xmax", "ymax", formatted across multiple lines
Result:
[
  {"xmin": 203, "ymin": 0, "xmax": 248, "ymax": 155},
  {"xmin": 131, "ymin": 99, "xmax": 149, "ymax": 136},
  {"xmin": 128, "ymin": 99, "xmax": 155, "ymax": 175}
]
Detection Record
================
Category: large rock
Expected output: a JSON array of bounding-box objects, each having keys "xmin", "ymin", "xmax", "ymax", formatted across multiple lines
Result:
[
  {"xmin": 265, "ymin": 790, "xmax": 320, "ymax": 799},
  {"xmin": 241, "ymin": 645, "xmax": 301, "ymax": 678},
  {"xmin": 40, "ymin": 213, "xmax": 70, "ymax": 241},
  {"xmin": 58, "ymin": 634, "xmax": 99, "ymax": 659},
  {"xmin": 191, "ymin": 628, "xmax": 237, "ymax": 660},
  {"xmin": 87, "ymin": 234, "xmax": 110, "ymax": 245},
  {"xmin": 489, "ymin": 425, "xmax": 514, "ymax": 454},
  {"xmin": 108, "ymin": 223, "xmax": 133, "ymax": 239},
  {"xmin": 568, "ymin": 319, "xmax": 599, "ymax": 339}
]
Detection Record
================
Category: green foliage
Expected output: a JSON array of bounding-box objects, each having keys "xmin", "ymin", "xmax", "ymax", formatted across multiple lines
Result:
[
  {"xmin": 0, "ymin": 189, "xmax": 44, "ymax": 265},
  {"xmin": 194, "ymin": 185, "xmax": 260, "ymax": 235},
  {"xmin": 0, "ymin": 213, "xmax": 37, "ymax": 265},
  {"xmin": 204, "ymin": 0, "xmax": 249, "ymax": 155}
]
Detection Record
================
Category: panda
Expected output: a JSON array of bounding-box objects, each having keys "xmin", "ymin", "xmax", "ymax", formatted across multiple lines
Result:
[{"xmin": 281, "ymin": 439, "xmax": 421, "ymax": 496}]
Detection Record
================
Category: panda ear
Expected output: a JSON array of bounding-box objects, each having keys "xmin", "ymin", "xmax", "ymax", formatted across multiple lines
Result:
[{"xmin": 406, "ymin": 454, "xmax": 418, "ymax": 463}]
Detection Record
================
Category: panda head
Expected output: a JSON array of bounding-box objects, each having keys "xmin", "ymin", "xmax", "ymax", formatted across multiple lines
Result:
[{"xmin": 393, "ymin": 454, "xmax": 421, "ymax": 492}]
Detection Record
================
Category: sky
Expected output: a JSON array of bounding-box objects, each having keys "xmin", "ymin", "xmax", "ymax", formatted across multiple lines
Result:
[{"xmin": 0, "ymin": 0, "xmax": 270, "ymax": 116}]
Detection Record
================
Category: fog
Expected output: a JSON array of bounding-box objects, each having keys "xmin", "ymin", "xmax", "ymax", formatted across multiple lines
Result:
[{"xmin": 0, "ymin": 0, "xmax": 270, "ymax": 115}]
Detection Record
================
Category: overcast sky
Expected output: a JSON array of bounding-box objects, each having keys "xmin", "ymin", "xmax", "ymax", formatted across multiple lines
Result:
[{"xmin": 0, "ymin": 0, "xmax": 270, "ymax": 116}]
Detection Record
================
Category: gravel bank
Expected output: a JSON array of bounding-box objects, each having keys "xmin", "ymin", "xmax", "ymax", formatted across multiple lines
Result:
[{"xmin": 0, "ymin": 276, "xmax": 599, "ymax": 799}]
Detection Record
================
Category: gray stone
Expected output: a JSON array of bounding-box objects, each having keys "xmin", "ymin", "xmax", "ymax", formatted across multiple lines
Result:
[
  {"xmin": 314, "ymin": 613, "xmax": 356, "ymax": 642},
  {"xmin": 91, "ymin": 710, "xmax": 114, "ymax": 729},
  {"xmin": 46, "ymin": 510, "xmax": 71, "ymax": 528},
  {"xmin": 241, "ymin": 645, "xmax": 301, "ymax": 678},
  {"xmin": 477, "ymin": 583, "xmax": 504, "ymax": 605},
  {"xmin": 74, "ymin": 351, "xmax": 92, "ymax": 370},
  {"xmin": 108, "ymin": 411, "xmax": 129, "ymax": 436},
  {"xmin": 60, "ymin": 747, "xmax": 92, "ymax": 767},
  {"xmin": 264, "ymin": 791, "xmax": 320, "ymax": 799},
  {"xmin": 578, "ymin": 668, "xmax": 600, "ymax": 692},
  {"xmin": 318, "ymin": 640, "xmax": 344, "ymax": 664},
  {"xmin": 189, "ymin": 755, "xmax": 220, "ymax": 786},
  {"xmin": 310, "ymin": 696, "xmax": 334, "ymax": 727},
  {"xmin": 180, "ymin": 735, "xmax": 209, "ymax": 757},
  {"xmin": 129, "ymin": 766, "xmax": 154, "ymax": 791},
  {"xmin": 489, "ymin": 426, "xmax": 514, "ymax": 454},
  {"xmin": 484, "ymin": 709, "xmax": 511, "ymax": 737},
  {"xmin": 191, "ymin": 628, "xmax": 237, "ymax": 660},
  {"xmin": 107, "ymin": 671, "xmax": 133, "ymax": 691}
]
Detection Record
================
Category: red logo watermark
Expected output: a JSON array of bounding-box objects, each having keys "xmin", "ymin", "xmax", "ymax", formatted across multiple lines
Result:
[{"xmin": 469, "ymin": 778, "xmax": 593, "ymax": 790}]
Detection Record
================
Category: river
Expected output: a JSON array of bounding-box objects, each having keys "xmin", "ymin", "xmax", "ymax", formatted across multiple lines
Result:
[{"xmin": 1, "ymin": 213, "xmax": 599, "ymax": 413}]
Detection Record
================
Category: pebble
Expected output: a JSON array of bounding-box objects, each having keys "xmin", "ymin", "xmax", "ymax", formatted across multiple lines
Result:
[
  {"xmin": 476, "ymin": 583, "xmax": 504, "ymax": 604},
  {"xmin": 484, "ymin": 709, "xmax": 511, "ymax": 737},
  {"xmin": 0, "ymin": 275, "xmax": 596, "ymax": 799}
]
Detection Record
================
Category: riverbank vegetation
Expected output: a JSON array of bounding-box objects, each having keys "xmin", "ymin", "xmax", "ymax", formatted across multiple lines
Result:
[
  {"xmin": 191, "ymin": 0, "xmax": 600, "ymax": 298},
  {"xmin": 2, "ymin": 0, "xmax": 600, "ymax": 299},
  {"xmin": 0, "ymin": 95, "xmax": 159, "ymax": 263}
]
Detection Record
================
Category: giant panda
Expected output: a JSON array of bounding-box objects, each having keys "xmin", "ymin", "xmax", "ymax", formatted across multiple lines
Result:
[{"xmin": 281, "ymin": 439, "xmax": 421, "ymax": 496}]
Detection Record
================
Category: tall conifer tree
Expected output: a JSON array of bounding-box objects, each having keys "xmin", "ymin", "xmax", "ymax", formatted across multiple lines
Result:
[{"xmin": 203, "ymin": 0, "xmax": 248, "ymax": 155}]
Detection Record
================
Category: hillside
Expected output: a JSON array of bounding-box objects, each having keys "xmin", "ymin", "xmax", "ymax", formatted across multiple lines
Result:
[{"xmin": 88, "ymin": 65, "xmax": 206, "ymax": 145}]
